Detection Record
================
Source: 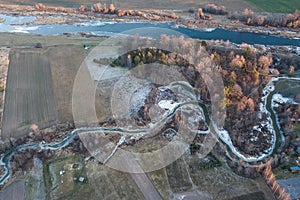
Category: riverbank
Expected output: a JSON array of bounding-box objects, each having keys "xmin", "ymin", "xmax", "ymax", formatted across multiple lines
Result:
[{"xmin": 0, "ymin": 3, "xmax": 299, "ymax": 39}]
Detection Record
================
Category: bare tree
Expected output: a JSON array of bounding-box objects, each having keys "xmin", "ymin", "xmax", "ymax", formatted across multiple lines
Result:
[
  {"xmin": 91, "ymin": 3, "xmax": 102, "ymax": 13},
  {"xmin": 35, "ymin": 3, "xmax": 46, "ymax": 11}
]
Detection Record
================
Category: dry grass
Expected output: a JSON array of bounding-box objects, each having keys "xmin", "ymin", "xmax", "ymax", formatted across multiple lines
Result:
[
  {"xmin": 73, "ymin": 153, "xmax": 275, "ymax": 199},
  {"xmin": 86, "ymin": 163, "xmax": 145, "ymax": 199},
  {"xmin": 49, "ymin": 45, "xmax": 85, "ymax": 123},
  {"xmin": 186, "ymin": 155, "xmax": 275, "ymax": 199}
]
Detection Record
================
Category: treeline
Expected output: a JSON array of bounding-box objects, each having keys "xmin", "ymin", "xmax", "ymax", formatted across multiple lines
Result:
[
  {"xmin": 82, "ymin": 3, "xmax": 116, "ymax": 14},
  {"xmin": 262, "ymin": 164, "xmax": 291, "ymax": 200},
  {"xmin": 81, "ymin": 3, "xmax": 178, "ymax": 19},
  {"xmin": 231, "ymin": 9, "xmax": 300, "ymax": 28},
  {"xmin": 95, "ymin": 48, "xmax": 170, "ymax": 68},
  {"xmin": 35, "ymin": 2, "xmax": 116, "ymax": 13},
  {"xmin": 34, "ymin": 3, "xmax": 178, "ymax": 20},
  {"xmin": 35, "ymin": 2, "xmax": 115, "ymax": 13}
]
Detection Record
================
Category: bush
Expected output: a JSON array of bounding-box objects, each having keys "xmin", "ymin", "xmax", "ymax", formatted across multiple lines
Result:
[
  {"xmin": 188, "ymin": 8, "xmax": 195, "ymax": 13},
  {"xmin": 35, "ymin": 43, "xmax": 42, "ymax": 48},
  {"xmin": 201, "ymin": 40, "xmax": 207, "ymax": 47}
]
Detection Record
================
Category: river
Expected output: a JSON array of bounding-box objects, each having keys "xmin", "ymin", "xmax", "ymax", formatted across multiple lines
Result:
[
  {"xmin": 0, "ymin": 14, "xmax": 299, "ymax": 47},
  {"xmin": 0, "ymin": 78, "xmax": 299, "ymax": 184}
]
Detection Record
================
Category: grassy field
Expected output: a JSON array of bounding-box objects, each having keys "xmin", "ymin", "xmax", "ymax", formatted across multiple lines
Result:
[
  {"xmin": 245, "ymin": 0, "xmax": 300, "ymax": 13},
  {"xmin": 0, "ymin": 33, "xmax": 105, "ymax": 47},
  {"xmin": 81, "ymin": 162, "xmax": 145, "ymax": 199},
  {"xmin": 44, "ymin": 155, "xmax": 88, "ymax": 199},
  {"xmin": 39, "ymin": 152, "xmax": 275, "ymax": 199}
]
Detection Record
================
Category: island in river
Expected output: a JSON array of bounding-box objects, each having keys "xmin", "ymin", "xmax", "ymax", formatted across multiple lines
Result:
[{"xmin": 0, "ymin": 1, "xmax": 299, "ymax": 200}]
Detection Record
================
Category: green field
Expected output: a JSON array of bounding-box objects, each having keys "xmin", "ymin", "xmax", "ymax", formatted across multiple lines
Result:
[{"xmin": 246, "ymin": 0, "xmax": 300, "ymax": 13}]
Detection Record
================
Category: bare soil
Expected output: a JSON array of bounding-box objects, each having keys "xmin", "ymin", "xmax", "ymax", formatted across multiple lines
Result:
[{"xmin": 2, "ymin": 48, "xmax": 57, "ymax": 139}]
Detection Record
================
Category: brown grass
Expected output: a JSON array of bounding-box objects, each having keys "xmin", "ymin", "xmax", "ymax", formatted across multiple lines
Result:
[{"xmin": 49, "ymin": 45, "xmax": 85, "ymax": 123}]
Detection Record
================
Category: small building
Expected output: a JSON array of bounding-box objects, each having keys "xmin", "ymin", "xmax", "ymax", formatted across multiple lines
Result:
[
  {"xmin": 83, "ymin": 44, "xmax": 91, "ymax": 50},
  {"xmin": 290, "ymin": 166, "xmax": 300, "ymax": 173}
]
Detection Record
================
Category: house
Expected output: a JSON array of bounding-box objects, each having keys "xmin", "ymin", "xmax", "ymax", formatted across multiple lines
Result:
[{"xmin": 290, "ymin": 166, "xmax": 300, "ymax": 173}]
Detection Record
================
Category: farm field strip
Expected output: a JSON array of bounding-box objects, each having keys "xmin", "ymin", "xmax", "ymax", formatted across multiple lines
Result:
[
  {"xmin": 0, "ymin": 48, "xmax": 9, "ymax": 137},
  {"xmin": 2, "ymin": 49, "xmax": 57, "ymax": 139}
]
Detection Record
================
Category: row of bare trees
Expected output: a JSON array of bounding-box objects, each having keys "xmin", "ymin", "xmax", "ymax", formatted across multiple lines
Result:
[
  {"xmin": 227, "ymin": 156, "xmax": 291, "ymax": 200},
  {"xmin": 261, "ymin": 163, "xmax": 291, "ymax": 200},
  {"xmin": 191, "ymin": 3, "xmax": 228, "ymax": 16},
  {"xmin": 35, "ymin": 3, "xmax": 74, "ymax": 12},
  {"xmin": 202, "ymin": 4, "xmax": 228, "ymax": 15},
  {"xmin": 79, "ymin": 3, "xmax": 116, "ymax": 14},
  {"xmin": 79, "ymin": 3, "xmax": 178, "ymax": 19},
  {"xmin": 34, "ymin": 2, "xmax": 116, "ymax": 14},
  {"xmin": 232, "ymin": 9, "xmax": 300, "ymax": 28}
]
